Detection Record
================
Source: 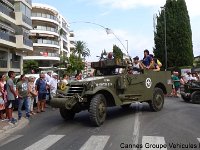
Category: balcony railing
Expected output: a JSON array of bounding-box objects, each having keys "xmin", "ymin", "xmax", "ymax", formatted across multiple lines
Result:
[
  {"xmin": 0, "ymin": 2, "xmax": 15, "ymax": 19},
  {"xmin": 31, "ymin": 52, "xmax": 59, "ymax": 57},
  {"xmin": 34, "ymin": 26, "xmax": 58, "ymax": 33},
  {"xmin": 23, "ymin": 38, "xmax": 33, "ymax": 47},
  {"xmin": 11, "ymin": 61, "xmax": 20, "ymax": 68},
  {"xmin": 0, "ymin": 31, "xmax": 16, "ymax": 43},
  {"xmin": 32, "ymin": 12, "xmax": 58, "ymax": 22},
  {"xmin": 0, "ymin": 60, "xmax": 7, "ymax": 68},
  {"xmin": 35, "ymin": 39, "xmax": 59, "ymax": 45},
  {"xmin": 22, "ymin": 14, "xmax": 32, "ymax": 26}
]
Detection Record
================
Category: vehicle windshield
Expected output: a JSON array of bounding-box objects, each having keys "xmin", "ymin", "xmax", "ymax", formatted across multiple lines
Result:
[{"xmin": 94, "ymin": 67, "xmax": 126, "ymax": 76}]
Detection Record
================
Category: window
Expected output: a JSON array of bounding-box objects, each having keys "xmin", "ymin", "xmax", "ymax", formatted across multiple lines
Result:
[
  {"xmin": 32, "ymin": 12, "xmax": 36, "ymax": 17},
  {"xmin": 47, "ymin": 14, "xmax": 50, "ymax": 19},
  {"xmin": 47, "ymin": 26, "xmax": 51, "ymax": 31},
  {"xmin": 42, "ymin": 13, "xmax": 46, "ymax": 18}
]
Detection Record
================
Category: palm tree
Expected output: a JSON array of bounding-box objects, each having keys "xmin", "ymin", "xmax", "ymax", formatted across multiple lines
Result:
[{"xmin": 74, "ymin": 41, "xmax": 90, "ymax": 59}]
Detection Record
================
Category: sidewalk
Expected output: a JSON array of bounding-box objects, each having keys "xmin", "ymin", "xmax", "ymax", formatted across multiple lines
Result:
[{"xmin": 0, "ymin": 112, "xmax": 29, "ymax": 140}]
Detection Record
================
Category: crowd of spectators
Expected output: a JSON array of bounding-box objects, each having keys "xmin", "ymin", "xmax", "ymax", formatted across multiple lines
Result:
[{"xmin": 0, "ymin": 71, "xmax": 62, "ymax": 124}]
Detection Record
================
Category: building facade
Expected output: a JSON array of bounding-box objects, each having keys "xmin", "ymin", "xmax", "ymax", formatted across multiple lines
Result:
[
  {"xmin": 0, "ymin": 0, "xmax": 33, "ymax": 74},
  {"xmin": 23, "ymin": 3, "xmax": 74, "ymax": 69}
]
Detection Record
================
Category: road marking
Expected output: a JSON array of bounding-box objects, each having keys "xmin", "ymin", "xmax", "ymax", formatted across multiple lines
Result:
[
  {"xmin": 0, "ymin": 135, "xmax": 23, "ymax": 147},
  {"xmin": 142, "ymin": 136, "xmax": 167, "ymax": 150},
  {"xmin": 132, "ymin": 102, "xmax": 142, "ymax": 150},
  {"xmin": 24, "ymin": 135, "xmax": 65, "ymax": 150},
  {"xmin": 79, "ymin": 135, "xmax": 110, "ymax": 150}
]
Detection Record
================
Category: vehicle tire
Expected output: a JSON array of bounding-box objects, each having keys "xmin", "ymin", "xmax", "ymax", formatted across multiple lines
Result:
[
  {"xmin": 149, "ymin": 88, "xmax": 164, "ymax": 112},
  {"xmin": 121, "ymin": 104, "xmax": 131, "ymax": 109},
  {"xmin": 89, "ymin": 94, "xmax": 107, "ymax": 126},
  {"xmin": 181, "ymin": 94, "xmax": 191, "ymax": 102},
  {"xmin": 191, "ymin": 91, "xmax": 200, "ymax": 104},
  {"xmin": 59, "ymin": 108, "xmax": 75, "ymax": 120}
]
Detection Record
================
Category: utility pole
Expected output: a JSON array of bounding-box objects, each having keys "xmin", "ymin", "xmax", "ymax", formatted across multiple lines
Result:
[{"xmin": 161, "ymin": 6, "xmax": 167, "ymax": 71}]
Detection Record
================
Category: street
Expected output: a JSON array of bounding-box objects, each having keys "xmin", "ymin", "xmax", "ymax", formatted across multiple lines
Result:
[{"xmin": 0, "ymin": 97, "xmax": 200, "ymax": 150}]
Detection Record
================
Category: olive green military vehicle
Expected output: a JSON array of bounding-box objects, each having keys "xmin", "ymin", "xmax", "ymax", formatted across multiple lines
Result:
[
  {"xmin": 51, "ymin": 59, "xmax": 172, "ymax": 126},
  {"xmin": 180, "ymin": 80, "xmax": 200, "ymax": 103}
]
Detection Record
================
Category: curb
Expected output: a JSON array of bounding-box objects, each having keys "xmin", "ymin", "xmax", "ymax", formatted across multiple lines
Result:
[{"xmin": 0, "ymin": 117, "xmax": 29, "ymax": 141}]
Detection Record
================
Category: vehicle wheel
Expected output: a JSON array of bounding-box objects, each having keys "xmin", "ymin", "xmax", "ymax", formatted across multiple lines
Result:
[
  {"xmin": 191, "ymin": 91, "xmax": 200, "ymax": 104},
  {"xmin": 121, "ymin": 104, "xmax": 131, "ymax": 109},
  {"xmin": 149, "ymin": 88, "xmax": 164, "ymax": 112},
  {"xmin": 181, "ymin": 94, "xmax": 191, "ymax": 102},
  {"xmin": 59, "ymin": 108, "xmax": 75, "ymax": 120},
  {"xmin": 89, "ymin": 94, "xmax": 107, "ymax": 126}
]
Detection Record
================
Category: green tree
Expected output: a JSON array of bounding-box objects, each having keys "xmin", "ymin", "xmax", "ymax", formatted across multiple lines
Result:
[
  {"xmin": 66, "ymin": 54, "xmax": 84, "ymax": 75},
  {"xmin": 154, "ymin": 0, "xmax": 193, "ymax": 69},
  {"xmin": 23, "ymin": 60, "xmax": 39, "ymax": 74},
  {"xmin": 73, "ymin": 41, "xmax": 90, "ymax": 59},
  {"xmin": 113, "ymin": 45, "xmax": 123, "ymax": 60}
]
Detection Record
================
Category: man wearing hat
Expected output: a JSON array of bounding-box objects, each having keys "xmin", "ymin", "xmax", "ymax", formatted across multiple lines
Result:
[
  {"xmin": 132, "ymin": 56, "xmax": 142, "ymax": 74},
  {"xmin": 49, "ymin": 73, "xmax": 58, "ymax": 99}
]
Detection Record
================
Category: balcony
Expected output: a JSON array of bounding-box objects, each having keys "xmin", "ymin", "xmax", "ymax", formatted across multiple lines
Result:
[
  {"xmin": 23, "ymin": 52, "xmax": 60, "ymax": 61},
  {"xmin": 31, "ymin": 12, "xmax": 59, "ymax": 25},
  {"xmin": 0, "ymin": 30, "xmax": 16, "ymax": 48},
  {"xmin": 33, "ymin": 52, "xmax": 59, "ymax": 57},
  {"xmin": 0, "ymin": 2, "xmax": 15, "ymax": 19},
  {"xmin": 33, "ymin": 39, "xmax": 59, "ymax": 49},
  {"xmin": 31, "ymin": 26, "xmax": 59, "ymax": 37},
  {"xmin": 0, "ymin": 60, "xmax": 7, "ymax": 68},
  {"xmin": 37, "ymin": 39, "xmax": 58, "ymax": 45},
  {"xmin": 62, "ymin": 24, "xmax": 68, "ymax": 32},
  {"xmin": 22, "ymin": 14, "xmax": 32, "ymax": 26},
  {"xmin": 15, "ymin": 12, "xmax": 32, "ymax": 29},
  {"xmin": 24, "ymin": 37, "xmax": 33, "ymax": 47},
  {"xmin": 34, "ymin": 26, "xmax": 58, "ymax": 33},
  {"xmin": 16, "ymin": 35, "xmax": 33, "ymax": 51},
  {"xmin": 63, "ymin": 45, "xmax": 68, "ymax": 51}
]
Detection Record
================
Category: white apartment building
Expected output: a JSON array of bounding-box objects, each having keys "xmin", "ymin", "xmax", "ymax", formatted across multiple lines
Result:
[
  {"xmin": 0, "ymin": 0, "xmax": 33, "ymax": 74},
  {"xmin": 23, "ymin": 3, "xmax": 75, "ymax": 68}
]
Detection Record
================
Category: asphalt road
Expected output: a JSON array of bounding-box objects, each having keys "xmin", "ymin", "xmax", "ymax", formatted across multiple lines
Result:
[{"xmin": 0, "ymin": 97, "xmax": 200, "ymax": 150}]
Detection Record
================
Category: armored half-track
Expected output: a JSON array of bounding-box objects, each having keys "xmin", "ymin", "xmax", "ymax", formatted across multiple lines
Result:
[{"xmin": 51, "ymin": 58, "xmax": 172, "ymax": 126}]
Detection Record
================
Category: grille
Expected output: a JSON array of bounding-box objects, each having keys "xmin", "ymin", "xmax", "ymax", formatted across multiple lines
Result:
[{"xmin": 67, "ymin": 85, "xmax": 84, "ymax": 96}]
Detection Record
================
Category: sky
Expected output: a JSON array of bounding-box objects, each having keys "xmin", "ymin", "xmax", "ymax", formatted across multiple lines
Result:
[{"xmin": 33, "ymin": 0, "xmax": 200, "ymax": 61}]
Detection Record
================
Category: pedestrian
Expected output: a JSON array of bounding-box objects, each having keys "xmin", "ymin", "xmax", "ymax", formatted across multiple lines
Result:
[
  {"xmin": 16, "ymin": 74, "xmax": 30, "ymax": 120},
  {"xmin": 35, "ymin": 73, "xmax": 47, "ymax": 112},
  {"xmin": 49, "ymin": 73, "xmax": 58, "ymax": 99},
  {"xmin": 172, "ymin": 71, "xmax": 180, "ymax": 98},
  {"xmin": 45, "ymin": 71, "xmax": 51, "ymax": 104},
  {"xmin": 28, "ymin": 76, "xmax": 37, "ymax": 115},
  {"xmin": 0, "ymin": 74, "xmax": 6, "ymax": 120},
  {"xmin": 6, "ymin": 71, "xmax": 17, "ymax": 124}
]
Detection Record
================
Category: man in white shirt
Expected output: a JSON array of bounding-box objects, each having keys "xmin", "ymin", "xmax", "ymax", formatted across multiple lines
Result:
[{"xmin": 49, "ymin": 73, "xmax": 58, "ymax": 98}]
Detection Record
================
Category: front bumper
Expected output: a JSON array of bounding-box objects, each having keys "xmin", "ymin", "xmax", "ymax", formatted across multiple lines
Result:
[{"xmin": 51, "ymin": 95, "xmax": 82, "ymax": 109}]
